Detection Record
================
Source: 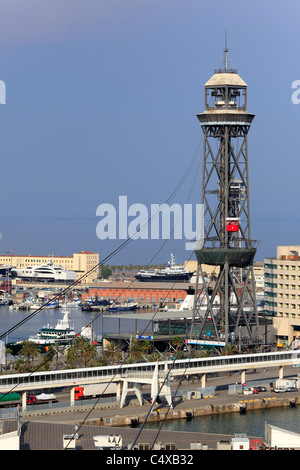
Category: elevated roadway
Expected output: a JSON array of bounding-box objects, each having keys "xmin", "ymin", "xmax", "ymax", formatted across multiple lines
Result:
[{"xmin": 1, "ymin": 349, "xmax": 299, "ymax": 400}]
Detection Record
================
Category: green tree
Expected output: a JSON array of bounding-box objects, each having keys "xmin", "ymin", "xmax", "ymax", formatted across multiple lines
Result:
[
  {"xmin": 221, "ymin": 344, "xmax": 239, "ymax": 355},
  {"xmin": 19, "ymin": 341, "xmax": 40, "ymax": 370},
  {"xmin": 172, "ymin": 336, "xmax": 182, "ymax": 353},
  {"xmin": 148, "ymin": 352, "xmax": 161, "ymax": 362},
  {"xmin": 101, "ymin": 264, "xmax": 112, "ymax": 279},
  {"xmin": 80, "ymin": 338, "xmax": 98, "ymax": 367},
  {"xmin": 142, "ymin": 340, "xmax": 152, "ymax": 359},
  {"xmin": 104, "ymin": 342, "xmax": 122, "ymax": 365},
  {"xmin": 199, "ymin": 348, "xmax": 213, "ymax": 357},
  {"xmin": 130, "ymin": 338, "xmax": 144, "ymax": 362},
  {"xmin": 67, "ymin": 336, "xmax": 98, "ymax": 368},
  {"xmin": 4, "ymin": 346, "xmax": 13, "ymax": 372},
  {"xmin": 14, "ymin": 358, "xmax": 26, "ymax": 373}
]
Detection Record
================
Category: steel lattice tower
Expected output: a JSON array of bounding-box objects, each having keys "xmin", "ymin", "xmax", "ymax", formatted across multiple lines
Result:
[{"xmin": 191, "ymin": 46, "xmax": 260, "ymax": 347}]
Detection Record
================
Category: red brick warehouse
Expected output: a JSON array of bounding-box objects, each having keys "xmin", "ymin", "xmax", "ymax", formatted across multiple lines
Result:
[{"xmin": 86, "ymin": 282, "xmax": 192, "ymax": 304}]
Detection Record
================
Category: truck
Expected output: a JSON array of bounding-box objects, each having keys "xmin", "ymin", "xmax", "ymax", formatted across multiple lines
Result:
[
  {"xmin": 74, "ymin": 383, "xmax": 117, "ymax": 400},
  {"xmin": 27, "ymin": 393, "xmax": 58, "ymax": 405},
  {"xmin": 0, "ymin": 393, "xmax": 22, "ymax": 408},
  {"xmin": 275, "ymin": 379, "xmax": 298, "ymax": 391},
  {"xmin": 0, "ymin": 392, "xmax": 58, "ymax": 407}
]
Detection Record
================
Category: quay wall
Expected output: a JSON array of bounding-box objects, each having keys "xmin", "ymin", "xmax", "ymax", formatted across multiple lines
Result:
[{"xmin": 86, "ymin": 395, "xmax": 300, "ymax": 427}]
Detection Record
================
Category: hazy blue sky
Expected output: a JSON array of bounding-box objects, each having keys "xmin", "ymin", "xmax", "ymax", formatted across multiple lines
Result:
[{"xmin": 0, "ymin": 0, "xmax": 299, "ymax": 265}]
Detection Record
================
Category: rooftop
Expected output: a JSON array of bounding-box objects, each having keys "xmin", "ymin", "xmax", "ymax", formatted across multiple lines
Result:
[
  {"xmin": 3, "ymin": 420, "xmax": 260, "ymax": 450},
  {"xmin": 204, "ymin": 71, "xmax": 247, "ymax": 88}
]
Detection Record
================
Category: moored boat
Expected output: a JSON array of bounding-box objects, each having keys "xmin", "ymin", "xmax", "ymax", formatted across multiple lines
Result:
[
  {"xmin": 7, "ymin": 308, "xmax": 76, "ymax": 354},
  {"xmin": 135, "ymin": 254, "xmax": 194, "ymax": 283},
  {"xmin": 30, "ymin": 300, "xmax": 59, "ymax": 310},
  {"xmin": 10, "ymin": 259, "xmax": 77, "ymax": 283},
  {"xmin": 109, "ymin": 301, "xmax": 138, "ymax": 312}
]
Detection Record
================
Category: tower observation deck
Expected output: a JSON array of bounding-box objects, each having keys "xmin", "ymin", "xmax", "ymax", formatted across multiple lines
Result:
[{"xmin": 191, "ymin": 46, "xmax": 260, "ymax": 347}]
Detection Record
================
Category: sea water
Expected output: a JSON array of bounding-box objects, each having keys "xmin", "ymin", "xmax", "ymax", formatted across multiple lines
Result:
[
  {"xmin": 0, "ymin": 304, "xmax": 151, "ymax": 343},
  {"xmin": 144, "ymin": 405, "xmax": 300, "ymax": 438}
]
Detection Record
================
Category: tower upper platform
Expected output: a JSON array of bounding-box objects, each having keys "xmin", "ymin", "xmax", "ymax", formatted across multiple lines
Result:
[
  {"xmin": 197, "ymin": 67, "xmax": 254, "ymax": 128},
  {"xmin": 204, "ymin": 71, "xmax": 247, "ymax": 88}
]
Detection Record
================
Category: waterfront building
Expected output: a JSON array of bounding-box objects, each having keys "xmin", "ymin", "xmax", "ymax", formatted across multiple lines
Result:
[
  {"xmin": 264, "ymin": 245, "xmax": 300, "ymax": 346},
  {"xmin": 87, "ymin": 281, "xmax": 191, "ymax": 304},
  {"xmin": 0, "ymin": 250, "xmax": 99, "ymax": 284}
]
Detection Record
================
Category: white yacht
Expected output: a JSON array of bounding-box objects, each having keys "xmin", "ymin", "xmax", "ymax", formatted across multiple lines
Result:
[
  {"xmin": 135, "ymin": 254, "xmax": 194, "ymax": 282},
  {"xmin": 10, "ymin": 259, "xmax": 77, "ymax": 283}
]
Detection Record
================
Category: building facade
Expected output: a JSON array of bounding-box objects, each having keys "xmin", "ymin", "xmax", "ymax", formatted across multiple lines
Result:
[
  {"xmin": 87, "ymin": 282, "xmax": 189, "ymax": 304},
  {"xmin": 264, "ymin": 245, "xmax": 300, "ymax": 346},
  {"xmin": 0, "ymin": 251, "xmax": 99, "ymax": 284}
]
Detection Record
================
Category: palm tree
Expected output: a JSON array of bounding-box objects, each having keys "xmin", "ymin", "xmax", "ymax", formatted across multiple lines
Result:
[
  {"xmin": 14, "ymin": 358, "xmax": 26, "ymax": 373},
  {"xmin": 96, "ymin": 353, "xmax": 109, "ymax": 367},
  {"xmin": 104, "ymin": 342, "xmax": 122, "ymax": 365},
  {"xmin": 67, "ymin": 336, "xmax": 98, "ymax": 368},
  {"xmin": 199, "ymin": 349, "xmax": 213, "ymax": 357},
  {"xmin": 18, "ymin": 341, "xmax": 40, "ymax": 370},
  {"xmin": 142, "ymin": 340, "xmax": 152, "ymax": 359},
  {"xmin": 4, "ymin": 346, "xmax": 13, "ymax": 372},
  {"xmin": 148, "ymin": 352, "xmax": 161, "ymax": 362},
  {"xmin": 220, "ymin": 344, "xmax": 239, "ymax": 355},
  {"xmin": 80, "ymin": 338, "xmax": 98, "ymax": 367},
  {"xmin": 130, "ymin": 338, "xmax": 144, "ymax": 362},
  {"xmin": 66, "ymin": 343, "xmax": 78, "ymax": 368},
  {"xmin": 172, "ymin": 336, "xmax": 183, "ymax": 353}
]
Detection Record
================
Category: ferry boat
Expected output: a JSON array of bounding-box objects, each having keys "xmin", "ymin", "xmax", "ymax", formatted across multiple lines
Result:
[
  {"xmin": 10, "ymin": 259, "xmax": 77, "ymax": 283},
  {"xmin": 7, "ymin": 307, "xmax": 102, "ymax": 354},
  {"xmin": 135, "ymin": 254, "xmax": 194, "ymax": 282},
  {"xmin": 7, "ymin": 308, "xmax": 77, "ymax": 354},
  {"xmin": 28, "ymin": 308, "xmax": 76, "ymax": 347}
]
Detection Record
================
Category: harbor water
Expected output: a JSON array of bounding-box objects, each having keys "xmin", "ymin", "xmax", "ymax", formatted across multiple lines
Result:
[
  {"xmin": 2, "ymin": 304, "xmax": 300, "ymax": 438},
  {"xmin": 144, "ymin": 405, "xmax": 300, "ymax": 438},
  {"xmin": 0, "ymin": 304, "xmax": 151, "ymax": 344}
]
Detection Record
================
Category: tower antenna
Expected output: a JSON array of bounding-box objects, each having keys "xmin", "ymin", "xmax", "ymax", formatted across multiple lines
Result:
[
  {"xmin": 217, "ymin": 31, "xmax": 236, "ymax": 73},
  {"xmin": 224, "ymin": 30, "xmax": 228, "ymax": 71}
]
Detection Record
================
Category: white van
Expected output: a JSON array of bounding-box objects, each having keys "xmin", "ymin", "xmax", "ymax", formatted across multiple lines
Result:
[{"xmin": 274, "ymin": 386, "xmax": 286, "ymax": 393}]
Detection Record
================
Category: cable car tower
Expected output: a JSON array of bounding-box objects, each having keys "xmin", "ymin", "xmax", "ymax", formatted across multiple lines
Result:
[{"xmin": 191, "ymin": 43, "xmax": 260, "ymax": 347}]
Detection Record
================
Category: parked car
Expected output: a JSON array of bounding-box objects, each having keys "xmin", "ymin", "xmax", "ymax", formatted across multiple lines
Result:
[
  {"xmin": 274, "ymin": 387, "xmax": 286, "ymax": 393},
  {"xmin": 286, "ymin": 387, "xmax": 298, "ymax": 392},
  {"xmin": 256, "ymin": 386, "xmax": 267, "ymax": 392}
]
